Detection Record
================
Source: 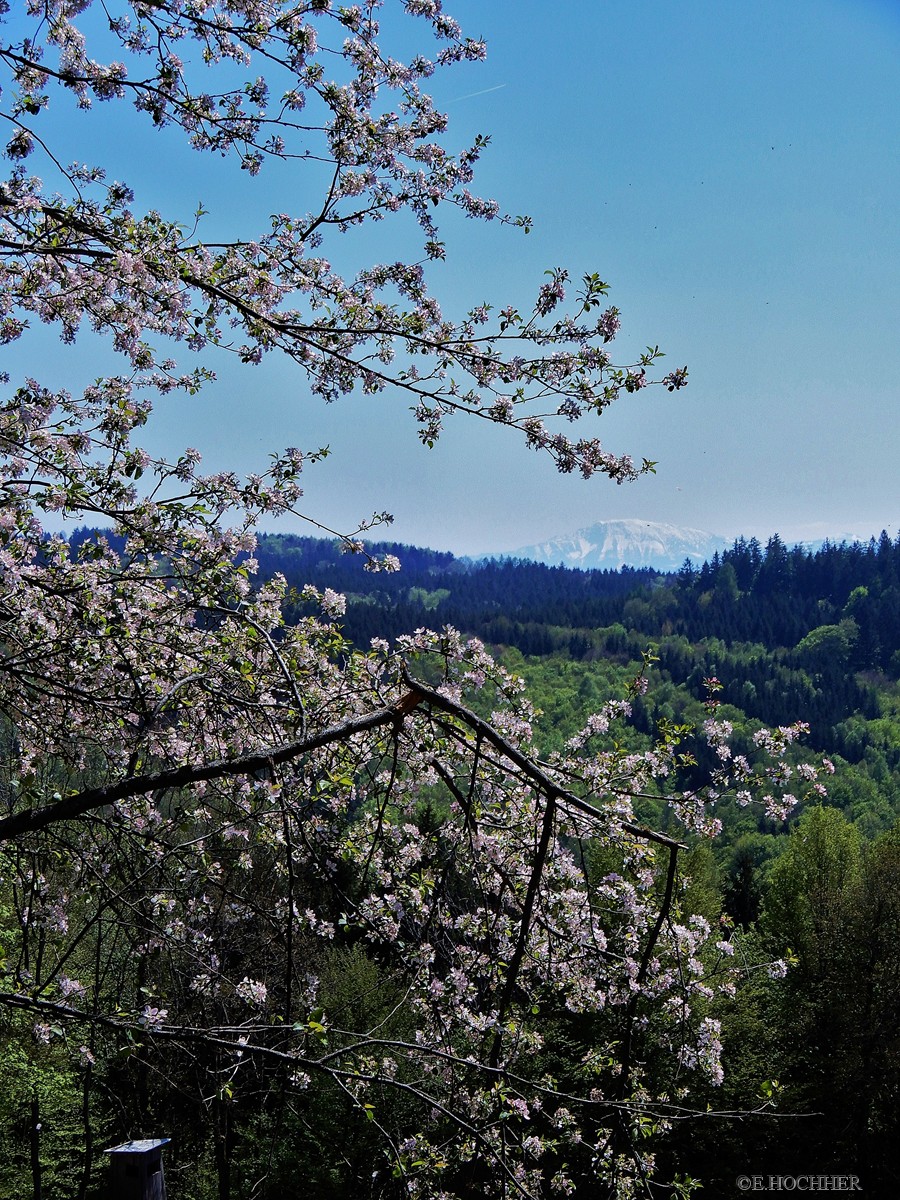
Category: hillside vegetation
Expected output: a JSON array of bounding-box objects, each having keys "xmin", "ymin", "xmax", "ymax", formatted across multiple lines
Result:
[
  {"xmin": 238, "ymin": 526, "xmax": 900, "ymax": 1189},
  {"xmin": 22, "ymin": 526, "xmax": 897, "ymax": 1193}
]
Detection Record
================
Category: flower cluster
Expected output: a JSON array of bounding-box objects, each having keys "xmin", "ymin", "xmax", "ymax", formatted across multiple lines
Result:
[{"xmin": 0, "ymin": 2, "xmax": 686, "ymax": 482}]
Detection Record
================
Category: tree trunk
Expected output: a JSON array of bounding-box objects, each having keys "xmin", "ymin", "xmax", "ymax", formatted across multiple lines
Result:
[
  {"xmin": 30, "ymin": 1090, "xmax": 42, "ymax": 1200},
  {"xmin": 77, "ymin": 1067, "xmax": 93, "ymax": 1200},
  {"xmin": 214, "ymin": 1095, "xmax": 232, "ymax": 1200}
]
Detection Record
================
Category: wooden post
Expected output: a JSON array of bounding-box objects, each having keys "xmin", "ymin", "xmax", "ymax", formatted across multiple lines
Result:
[{"xmin": 104, "ymin": 1139, "xmax": 170, "ymax": 1200}]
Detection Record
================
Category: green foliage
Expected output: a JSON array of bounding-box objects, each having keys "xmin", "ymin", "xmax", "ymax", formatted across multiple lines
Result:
[
  {"xmin": 406, "ymin": 587, "xmax": 451, "ymax": 611},
  {"xmin": 763, "ymin": 806, "xmax": 863, "ymax": 965},
  {"xmin": 0, "ymin": 1012, "xmax": 92, "ymax": 1199},
  {"xmin": 220, "ymin": 947, "xmax": 419, "ymax": 1200},
  {"xmin": 748, "ymin": 811, "xmax": 900, "ymax": 1186},
  {"xmin": 795, "ymin": 619, "xmax": 858, "ymax": 671},
  {"xmin": 505, "ymin": 653, "xmax": 638, "ymax": 751}
]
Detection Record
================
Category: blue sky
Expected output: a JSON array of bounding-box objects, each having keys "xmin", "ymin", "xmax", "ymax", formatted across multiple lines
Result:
[{"xmin": 6, "ymin": 0, "xmax": 900, "ymax": 553}]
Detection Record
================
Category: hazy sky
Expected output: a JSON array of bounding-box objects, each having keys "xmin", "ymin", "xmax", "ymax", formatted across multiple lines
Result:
[{"xmin": 8, "ymin": 1, "xmax": 900, "ymax": 553}]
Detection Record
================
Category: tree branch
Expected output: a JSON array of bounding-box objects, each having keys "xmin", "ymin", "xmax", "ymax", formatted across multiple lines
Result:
[
  {"xmin": 0, "ymin": 692, "xmax": 423, "ymax": 843},
  {"xmin": 401, "ymin": 668, "xmax": 686, "ymax": 851}
]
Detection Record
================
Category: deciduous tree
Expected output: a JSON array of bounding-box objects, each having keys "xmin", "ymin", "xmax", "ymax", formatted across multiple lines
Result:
[{"xmin": 0, "ymin": 4, "xmax": 825, "ymax": 1196}]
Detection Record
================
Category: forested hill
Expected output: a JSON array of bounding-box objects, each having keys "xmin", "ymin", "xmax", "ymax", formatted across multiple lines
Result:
[
  {"xmin": 244, "ymin": 528, "xmax": 900, "ymax": 668},
  {"xmin": 245, "ymin": 532, "xmax": 662, "ymax": 651},
  {"xmin": 68, "ymin": 525, "xmax": 900, "ymax": 755},
  {"xmin": 225, "ymin": 528, "xmax": 900, "ymax": 763},
  {"xmin": 68, "ymin": 525, "xmax": 900, "ymax": 667},
  {"xmin": 673, "ymin": 531, "xmax": 900, "ymax": 665}
]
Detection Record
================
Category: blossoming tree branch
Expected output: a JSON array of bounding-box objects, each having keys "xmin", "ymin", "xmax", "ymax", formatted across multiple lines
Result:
[{"xmin": 0, "ymin": 3, "xmax": 826, "ymax": 1197}]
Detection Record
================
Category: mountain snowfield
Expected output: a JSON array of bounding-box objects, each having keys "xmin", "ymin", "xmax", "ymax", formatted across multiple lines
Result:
[{"xmin": 510, "ymin": 519, "xmax": 730, "ymax": 572}]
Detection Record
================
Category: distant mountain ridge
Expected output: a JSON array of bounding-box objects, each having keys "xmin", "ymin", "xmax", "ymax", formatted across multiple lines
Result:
[{"xmin": 509, "ymin": 519, "xmax": 730, "ymax": 572}]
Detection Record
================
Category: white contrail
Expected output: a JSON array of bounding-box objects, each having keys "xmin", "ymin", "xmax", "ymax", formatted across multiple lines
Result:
[{"xmin": 448, "ymin": 83, "xmax": 507, "ymax": 103}]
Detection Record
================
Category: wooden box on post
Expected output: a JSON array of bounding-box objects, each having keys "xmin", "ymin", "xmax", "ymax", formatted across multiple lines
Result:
[{"xmin": 105, "ymin": 1138, "xmax": 170, "ymax": 1200}]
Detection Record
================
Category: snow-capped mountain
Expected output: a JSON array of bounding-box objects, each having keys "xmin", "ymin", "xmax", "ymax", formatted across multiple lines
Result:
[{"xmin": 510, "ymin": 519, "xmax": 730, "ymax": 573}]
